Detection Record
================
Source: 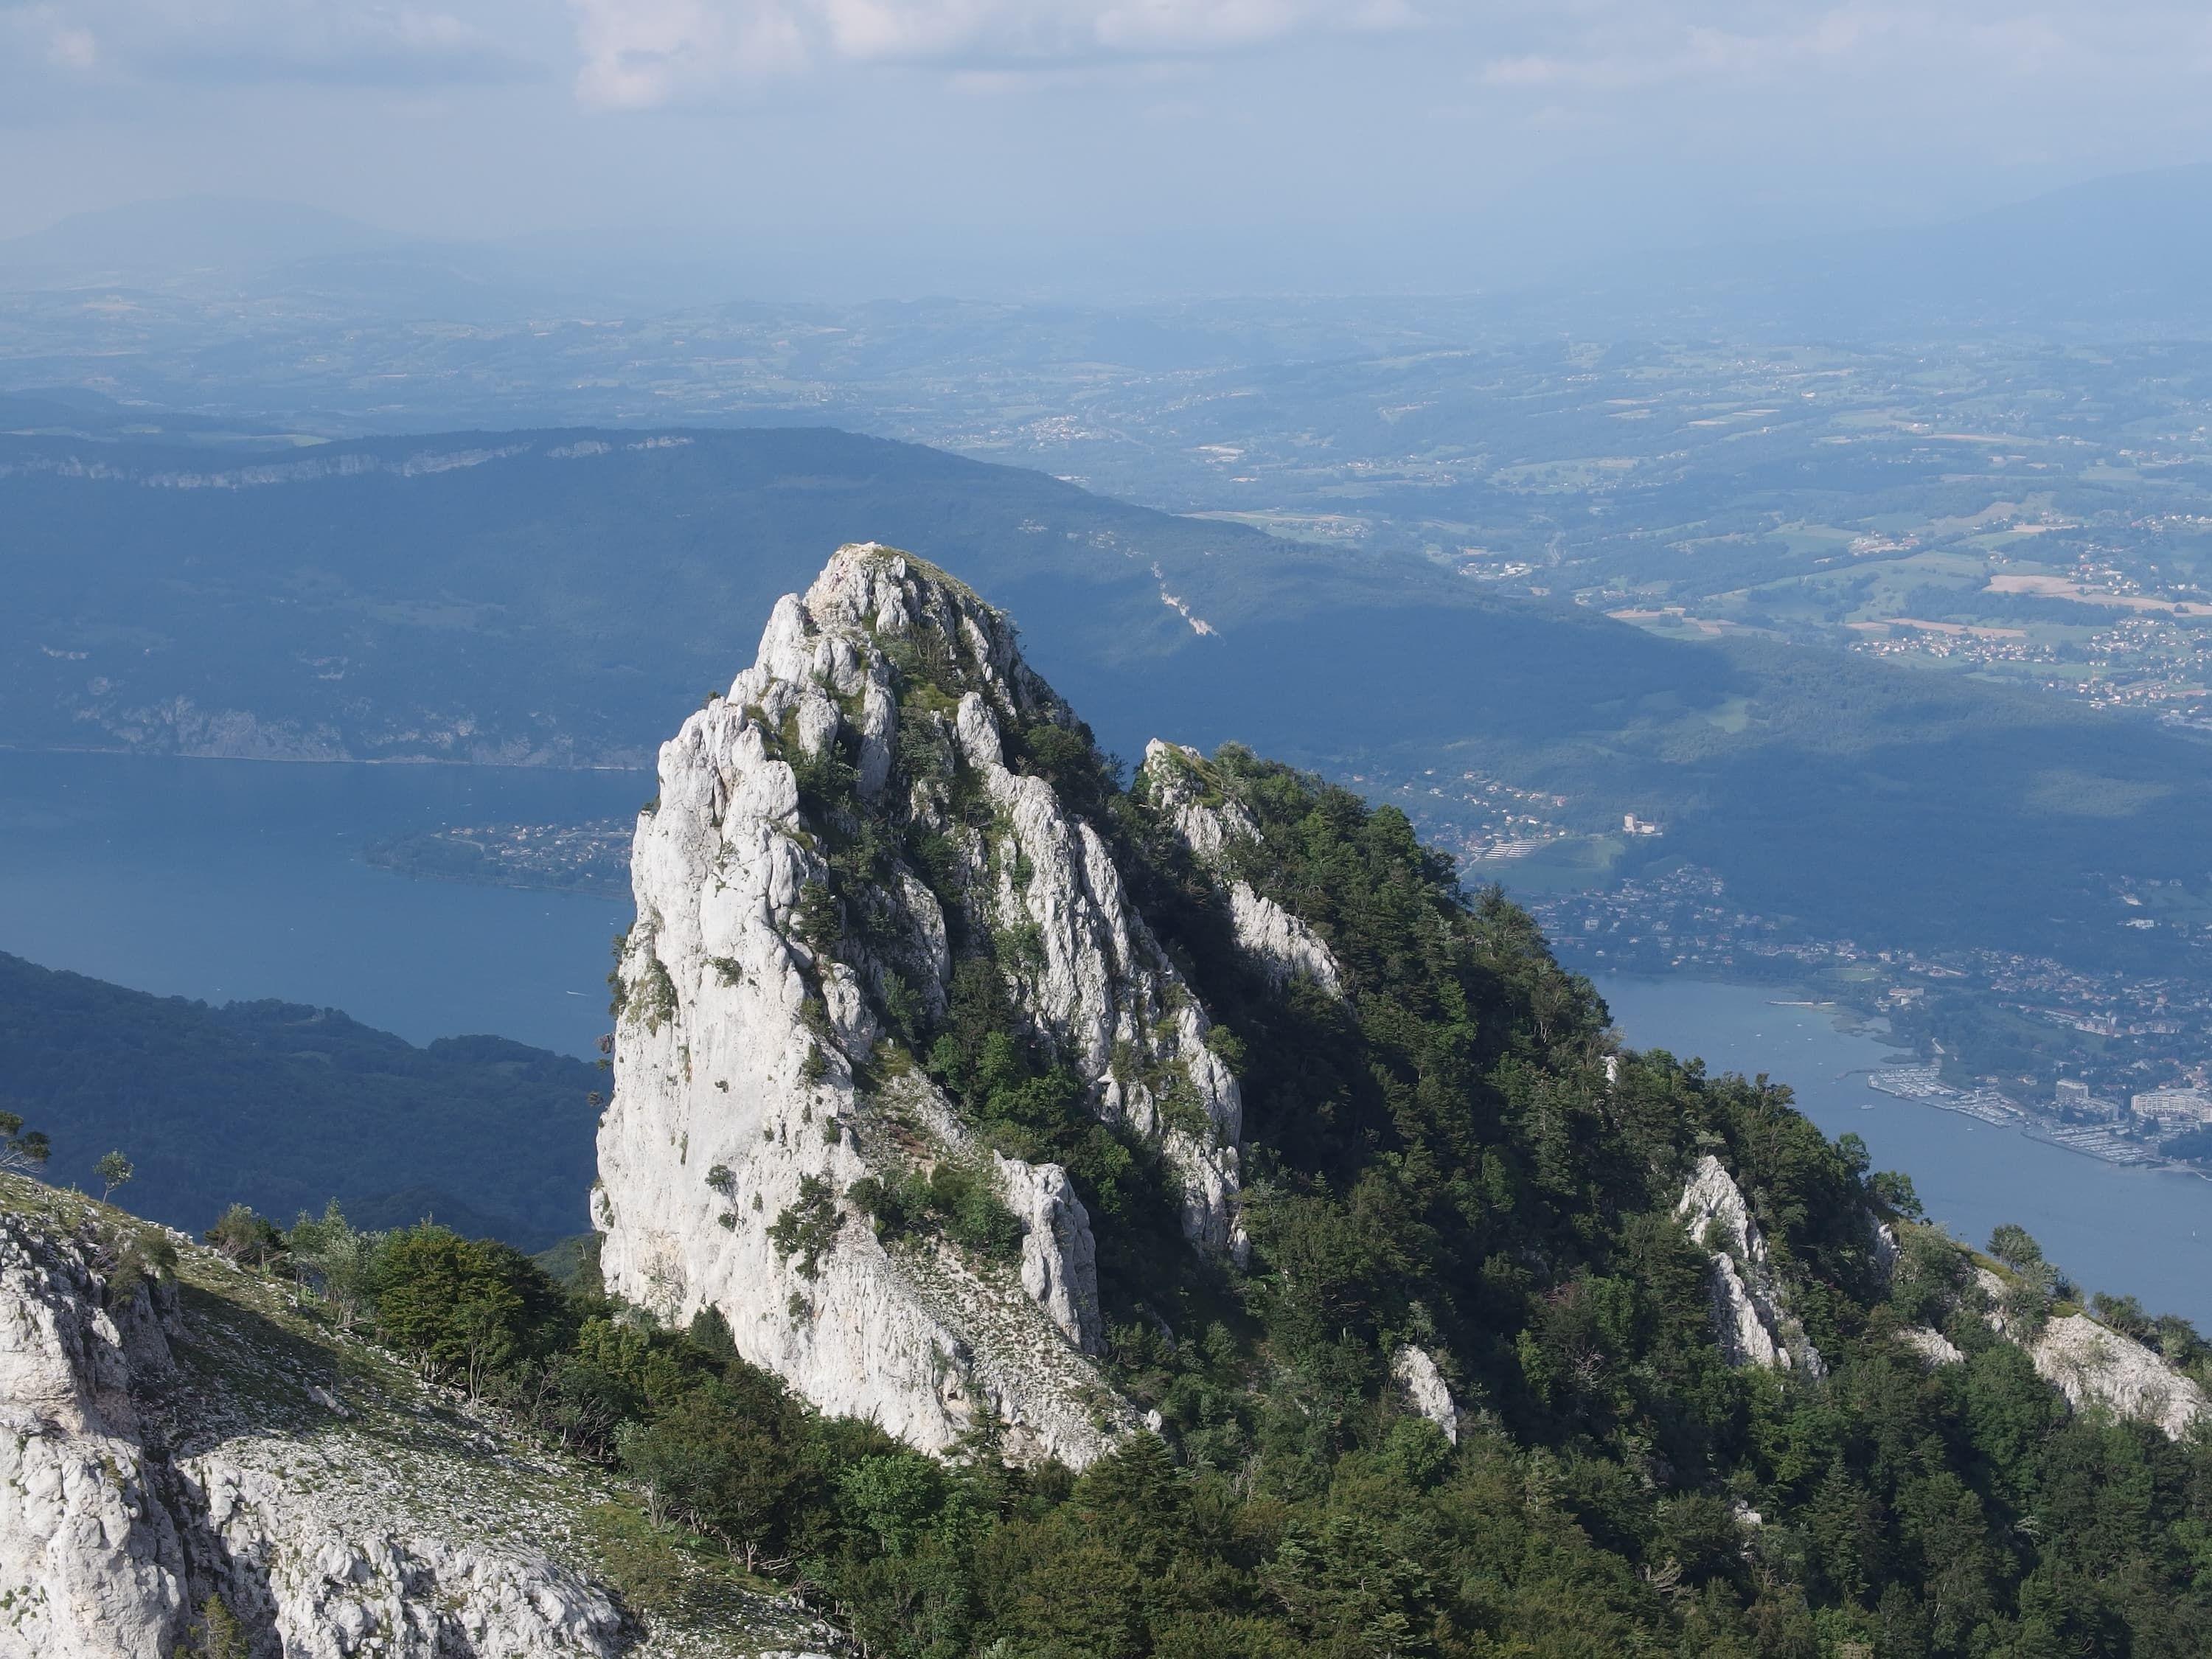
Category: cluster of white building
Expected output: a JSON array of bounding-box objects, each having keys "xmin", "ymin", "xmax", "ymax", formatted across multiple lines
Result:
[
  {"xmin": 2054, "ymin": 1078, "xmax": 2212, "ymax": 1131},
  {"xmin": 2129, "ymin": 1087, "xmax": 2212, "ymax": 1130}
]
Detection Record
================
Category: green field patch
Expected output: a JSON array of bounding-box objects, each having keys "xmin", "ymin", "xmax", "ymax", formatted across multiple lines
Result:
[
  {"xmin": 1702, "ymin": 695, "xmax": 1752, "ymax": 734},
  {"xmin": 2025, "ymin": 768, "xmax": 2177, "ymax": 819},
  {"xmin": 1486, "ymin": 833, "xmax": 1626, "ymax": 896}
]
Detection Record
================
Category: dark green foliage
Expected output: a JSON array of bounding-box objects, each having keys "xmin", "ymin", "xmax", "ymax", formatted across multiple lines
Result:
[
  {"xmin": 95, "ymin": 1150, "xmax": 134, "ymax": 1200},
  {"xmin": 0, "ymin": 1109, "xmax": 52, "ymax": 1175},
  {"xmin": 794, "ymin": 880, "xmax": 843, "ymax": 954},
  {"xmin": 1871, "ymin": 1168, "xmax": 1924, "ymax": 1219},
  {"xmin": 175, "ymin": 1596, "xmax": 248, "ymax": 1659},
  {"xmin": 1987, "ymin": 1222, "xmax": 2043, "ymax": 1270},
  {"xmin": 0, "ymin": 950, "xmax": 600, "ymax": 1249},
  {"xmin": 846, "ymin": 1163, "xmax": 1021, "ymax": 1261},
  {"xmin": 366, "ymin": 1223, "xmax": 570, "ymax": 1395},
  {"xmin": 687, "ymin": 1305, "xmax": 739, "ymax": 1362},
  {"xmin": 619, "ymin": 1378, "xmax": 813, "ymax": 1565},
  {"xmin": 1006, "ymin": 716, "xmax": 1123, "ymax": 826},
  {"xmin": 768, "ymin": 1175, "xmax": 842, "ymax": 1280},
  {"xmin": 790, "ymin": 718, "xmax": 863, "ymax": 825},
  {"xmin": 205, "ymin": 1203, "xmax": 286, "ymax": 1269}
]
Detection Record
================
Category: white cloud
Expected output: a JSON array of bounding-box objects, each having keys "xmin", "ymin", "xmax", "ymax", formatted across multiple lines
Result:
[
  {"xmin": 1472, "ymin": 2, "xmax": 2208, "ymax": 98},
  {"xmin": 15, "ymin": 0, "xmax": 534, "ymax": 87},
  {"xmin": 47, "ymin": 23, "xmax": 98, "ymax": 64},
  {"xmin": 568, "ymin": 0, "xmax": 1413, "ymax": 108}
]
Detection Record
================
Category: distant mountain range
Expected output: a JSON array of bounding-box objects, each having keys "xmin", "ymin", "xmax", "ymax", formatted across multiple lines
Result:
[
  {"xmin": 6, "ymin": 417, "xmax": 2212, "ymax": 985},
  {"xmin": 10, "ymin": 165, "xmax": 2212, "ymax": 331}
]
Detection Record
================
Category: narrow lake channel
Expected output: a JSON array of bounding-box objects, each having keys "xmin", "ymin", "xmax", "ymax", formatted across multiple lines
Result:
[{"xmin": 1598, "ymin": 973, "xmax": 2212, "ymax": 1329}]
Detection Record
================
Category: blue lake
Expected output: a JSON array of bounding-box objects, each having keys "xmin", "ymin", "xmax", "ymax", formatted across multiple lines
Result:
[
  {"xmin": 1597, "ymin": 973, "xmax": 2212, "ymax": 1329},
  {"xmin": 0, "ymin": 751, "xmax": 641, "ymax": 1057}
]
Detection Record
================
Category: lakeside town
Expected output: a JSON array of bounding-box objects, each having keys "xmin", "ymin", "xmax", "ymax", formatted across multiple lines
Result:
[
  {"xmin": 1531, "ymin": 863, "xmax": 2212, "ymax": 1171},
  {"xmin": 365, "ymin": 818, "xmax": 633, "ymax": 899}
]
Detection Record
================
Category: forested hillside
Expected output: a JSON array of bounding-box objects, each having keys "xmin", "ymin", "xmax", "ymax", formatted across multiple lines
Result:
[
  {"xmin": 0, "ymin": 950, "xmax": 599, "ymax": 1246},
  {"xmin": 207, "ymin": 728, "xmax": 2212, "ymax": 1657}
]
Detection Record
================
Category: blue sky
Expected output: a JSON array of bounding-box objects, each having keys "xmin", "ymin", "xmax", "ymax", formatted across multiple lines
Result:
[{"xmin": 6, "ymin": 1, "xmax": 2212, "ymax": 293}]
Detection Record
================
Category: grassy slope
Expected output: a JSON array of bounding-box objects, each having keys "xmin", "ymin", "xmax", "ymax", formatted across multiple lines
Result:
[{"xmin": 0, "ymin": 1172, "xmax": 836, "ymax": 1656}]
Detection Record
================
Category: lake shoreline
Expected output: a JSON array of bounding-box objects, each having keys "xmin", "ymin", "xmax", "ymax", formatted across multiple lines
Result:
[{"xmin": 1598, "ymin": 971, "xmax": 2212, "ymax": 1329}]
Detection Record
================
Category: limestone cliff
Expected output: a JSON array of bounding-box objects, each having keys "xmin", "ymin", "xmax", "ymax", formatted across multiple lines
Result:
[
  {"xmin": 598, "ymin": 546, "xmax": 1257, "ymax": 1467},
  {"xmin": 1675, "ymin": 1155, "xmax": 1825, "ymax": 1377},
  {"xmin": 1389, "ymin": 1346, "xmax": 1458, "ymax": 1444},
  {"xmin": 0, "ymin": 1179, "xmax": 847, "ymax": 1659},
  {"xmin": 1975, "ymin": 1266, "xmax": 2208, "ymax": 1439},
  {"xmin": 1138, "ymin": 741, "xmax": 1343, "ymax": 1000}
]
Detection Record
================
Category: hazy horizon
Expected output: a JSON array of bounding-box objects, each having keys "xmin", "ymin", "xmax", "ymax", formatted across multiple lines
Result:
[{"xmin": 10, "ymin": 1, "xmax": 2212, "ymax": 300}]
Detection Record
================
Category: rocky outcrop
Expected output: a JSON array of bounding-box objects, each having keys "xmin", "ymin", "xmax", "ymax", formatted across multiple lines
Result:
[
  {"xmin": 1975, "ymin": 1267, "xmax": 2206, "ymax": 1439},
  {"xmin": 598, "ymin": 546, "xmax": 1249, "ymax": 1467},
  {"xmin": 1139, "ymin": 742, "xmax": 1343, "ymax": 999},
  {"xmin": 994, "ymin": 1153, "xmax": 1104, "ymax": 1356},
  {"xmin": 185, "ymin": 1450, "xmax": 626, "ymax": 1659},
  {"xmin": 1897, "ymin": 1325, "xmax": 1965, "ymax": 1368},
  {"xmin": 1390, "ymin": 1346, "xmax": 1458, "ymax": 1444},
  {"xmin": 0, "ymin": 1186, "xmax": 848, "ymax": 1659},
  {"xmin": 0, "ymin": 1210, "xmax": 188, "ymax": 1659},
  {"xmin": 1675, "ymin": 1155, "xmax": 1824, "ymax": 1377},
  {"xmin": 2031, "ymin": 1315, "xmax": 2208, "ymax": 1439}
]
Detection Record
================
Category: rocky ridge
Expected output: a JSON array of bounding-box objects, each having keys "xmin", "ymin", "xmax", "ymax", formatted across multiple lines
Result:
[
  {"xmin": 1669, "ymin": 1157, "xmax": 2210, "ymax": 1447},
  {"xmin": 1675, "ymin": 1155, "xmax": 1826, "ymax": 1377},
  {"xmin": 597, "ymin": 547, "xmax": 1264, "ymax": 1468},
  {"xmin": 1974, "ymin": 1265, "xmax": 2208, "ymax": 1439},
  {"xmin": 1138, "ymin": 742, "xmax": 1345, "ymax": 1001},
  {"xmin": 0, "ymin": 1178, "xmax": 847, "ymax": 1659}
]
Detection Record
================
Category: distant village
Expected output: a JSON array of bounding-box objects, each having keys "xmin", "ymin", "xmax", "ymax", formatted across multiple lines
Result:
[
  {"xmin": 1533, "ymin": 863, "xmax": 2212, "ymax": 1170},
  {"xmin": 366, "ymin": 818, "xmax": 633, "ymax": 899}
]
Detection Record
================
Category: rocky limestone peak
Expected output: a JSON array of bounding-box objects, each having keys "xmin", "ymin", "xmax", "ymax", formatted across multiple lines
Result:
[
  {"xmin": 597, "ymin": 544, "xmax": 1262, "ymax": 1467},
  {"xmin": 1676, "ymin": 1155, "xmax": 1825, "ymax": 1377}
]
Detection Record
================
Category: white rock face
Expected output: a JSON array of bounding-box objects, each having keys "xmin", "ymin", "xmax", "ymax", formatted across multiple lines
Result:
[
  {"xmin": 1140, "ymin": 741, "xmax": 1344, "ymax": 999},
  {"xmin": 995, "ymin": 1153, "xmax": 1104, "ymax": 1355},
  {"xmin": 1975, "ymin": 1267, "xmax": 2207, "ymax": 1439},
  {"xmin": 599, "ymin": 546, "xmax": 1245, "ymax": 1467},
  {"xmin": 1898, "ymin": 1325, "xmax": 1965, "ymax": 1368},
  {"xmin": 0, "ymin": 1198, "xmax": 815, "ymax": 1659},
  {"xmin": 1390, "ymin": 1346, "xmax": 1458, "ymax": 1444},
  {"xmin": 1870, "ymin": 1220, "xmax": 1899, "ymax": 1279},
  {"xmin": 0, "ymin": 1213, "xmax": 187, "ymax": 1659},
  {"xmin": 1675, "ymin": 1155, "xmax": 1824, "ymax": 1377}
]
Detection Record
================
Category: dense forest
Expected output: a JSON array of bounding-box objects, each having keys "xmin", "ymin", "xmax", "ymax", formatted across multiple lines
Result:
[
  {"xmin": 210, "ymin": 741, "xmax": 2212, "ymax": 1658},
  {"xmin": 0, "ymin": 951, "xmax": 599, "ymax": 1248}
]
